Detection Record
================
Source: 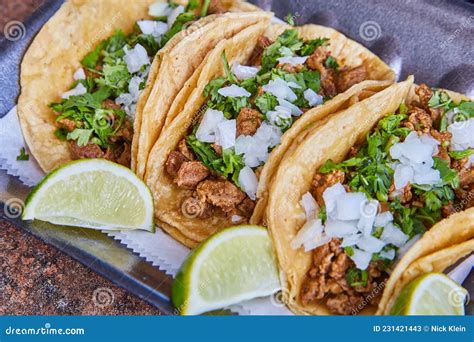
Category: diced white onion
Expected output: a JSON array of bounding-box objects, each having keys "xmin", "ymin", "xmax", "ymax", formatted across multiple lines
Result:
[
  {"xmin": 278, "ymin": 98, "xmax": 303, "ymax": 116},
  {"xmin": 167, "ymin": 5, "xmax": 185, "ymax": 28},
  {"xmin": 277, "ymin": 56, "xmax": 309, "ymax": 66},
  {"xmin": 232, "ymin": 215, "xmax": 244, "ymax": 223},
  {"xmin": 218, "ymin": 84, "xmax": 251, "ymax": 98},
  {"xmin": 215, "ymin": 119, "xmax": 236, "ymax": 150},
  {"xmin": 262, "ymin": 77, "xmax": 298, "ymax": 102},
  {"xmin": 357, "ymin": 199, "xmax": 379, "ymax": 236},
  {"xmin": 374, "ymin": 212, "xmax": 393, "ymax": 227},
  {"xmin": 356, "ymin": 235, "xmax": 386, "ymax": 253},
  {"xmin": 304, "ymin": 88, "xmax": 323, "ymax": 107},
  {"xmin": 73, "ymin": 68, "xmax": 86, "ymax": 80},
  {"xmin": 238, "ymin": 166, "xmax": 258, "ymax": 200},
  {"xmin": 380, "ymin": 222, "xmax": 409, "ymax": 248},
  {"xmin": 137, "ymin": 20, "xmax": 168, "ymax": 40},
  {"xmin": 304, "ymin": 233, "xmax": 332, "ymax": 252},
  {"xmin": 300, "ymin": 192, "xmax": 319, "ymax": 220},
  {"xmin": 62, "ymin": 83, "xmax": 87, "ymax": 99},
  {"xmin": 231, "ymin": 63, "xmax": 259, "ymax": 80},
  {"xmin": 149, "ymin": 2, "xmax": 173, "ymax": 17},
  {"xmin": 448, "ymin": 118, "xmax": 474, "ymax": 150},
  {"xmin": 350, "ymin": 249, "xmax": 372, "ymax": 270},
  {"xmin": 379, "ymin": 249, "xmax": 396, "ymax": 260},
  {"xmin": 393, "ymin": 164, "xmax": 414, "ymax": 190},
  {"xmin": 124, "ymin": 44, "xmax": 150, "ymax": 73},
  {"xmin": 196, "ymin": 109, "xmax": 225, "ymax": 143},
  {"xmin": 291, "ymin": 218, "xmax": 324, "ymax": 250},
  {"xmin": 266, "ymin": 106, "xmax": 292, "ymax": 129},
  {"xmin": 325, "ymin": 218, "xmax": 358, "ymax": 238},
  {"xmin": 322, "ymin": 183, "xmax": 346, "ymax": 215},
  {"xmin": 341, "ymin": 233, "xmax": 362, "ymax": 247},
  {"xmin": 335, "ymin": 192, "xmax": 367, "ymax": 221}
]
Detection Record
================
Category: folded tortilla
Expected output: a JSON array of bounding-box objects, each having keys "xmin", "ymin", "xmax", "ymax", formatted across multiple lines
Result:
[
  {"xmin": 133, "ymin": 11, "xmax": 272, "ymax": 179},
  {"xmin": 145, "ymin": 22, "xmax": 395, "ymax": 248},
  {"xmin": 265, "ymin": 77, "xmax": 474, "ymax": 315},
  {"xmin": 17, "ymin": 0, "xmax": 261, "ymax": 173}
]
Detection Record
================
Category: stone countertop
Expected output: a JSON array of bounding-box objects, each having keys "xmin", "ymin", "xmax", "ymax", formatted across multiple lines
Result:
[{"xmin": 0, "ymin": 220, "xmax": 161, "ymax": 315}]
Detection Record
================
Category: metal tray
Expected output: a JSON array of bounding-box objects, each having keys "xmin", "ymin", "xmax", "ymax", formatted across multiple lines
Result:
[{"xmin": 1, "ymin": 0, "xmax": 473, "ymax": 315}]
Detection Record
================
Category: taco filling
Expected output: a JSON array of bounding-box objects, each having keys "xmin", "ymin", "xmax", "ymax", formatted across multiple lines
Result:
[
  {"xmin": 49, "ymin": 0, "xmax": 217, "ymax": 167},
  {"xmin": 165, "ymin": 29, "xmax": 369, "ymax": 223},
  {"xmin": 292, "ymin": 84, "xmax": 473, "ymax": 315}
]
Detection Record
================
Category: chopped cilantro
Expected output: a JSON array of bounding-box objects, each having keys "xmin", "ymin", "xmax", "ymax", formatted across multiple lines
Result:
[
  {"xmin": 16, "ymin": 147, "xmax": 29, "ymax": 161},
  {"xmin": 346, "ymin": 267, "xmax": 368, "ymax": 287},
  {"xmin": 448, "ymin": 148, "xmax": 474, "ymax": 160},
  {"xmin": 325, "ymin": 56, "xmax": 339, "ymax": 70}
]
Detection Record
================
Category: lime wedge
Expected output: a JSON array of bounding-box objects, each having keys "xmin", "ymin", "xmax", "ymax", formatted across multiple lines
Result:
[
  {"xmin": 23, "ymin": 159, "xmax": 154, "ymax": 232},
  {"xmin": 172, "ymin": 225, "xmax": 281, "ymax": 315},
  {"xmin": 391, "ymin": 273, "xmax": 467, "ymax": 315}
]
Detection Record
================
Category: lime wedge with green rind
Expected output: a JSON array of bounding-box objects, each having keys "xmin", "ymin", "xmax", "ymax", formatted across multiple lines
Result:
[
  {"xmin": 391, "ymin": 272, "xmax": 467, "ymax": 315},
  {"xmin": 23, "ymin": 159, "xmax": 154, "ymax": 232},
  {"xmin": 172, "ymin": 225, "xmax": 281, "ymax": 315}
]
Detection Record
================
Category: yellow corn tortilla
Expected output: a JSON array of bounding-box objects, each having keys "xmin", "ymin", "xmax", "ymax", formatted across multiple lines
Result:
[
  {"xmin": 145, "ymin": 22, "xmax": 271, "ymax": 245},
  {"xmin": 266, "ymin": 77, "xmax": 474, "ymax": 315},
  {"xmin": 18, "ymin": 0, "xmax": 155, "ymax": 172},
  {"xmin": 381, "ymin": 235, "xmax": 474, "ymax": 315},
  {"xmin": 145, "ymin": 22, "xmax": 395, "ymax": 247},
  {"xmin": 133, "ymin": 11, "xmax": 273, "ymax": 179},
  {"xmin": 17, "ymin": 0, "xmax": 260, "ymax": 173}
]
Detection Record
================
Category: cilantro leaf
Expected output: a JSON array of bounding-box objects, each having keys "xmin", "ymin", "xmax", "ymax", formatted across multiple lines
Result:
[
  {"xmin": 448, "ymin": 148, "xmax": 474, "ymax": 160},
  {"xmin": 16, "ymin": 147, "xmax": 29, "ymax": 161},
  {"xmin": 67, "ymin": 129, "xmax": 93, "ymax": 146}
]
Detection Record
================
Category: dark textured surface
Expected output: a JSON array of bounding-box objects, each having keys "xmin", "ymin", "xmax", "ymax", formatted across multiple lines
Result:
[{"xmin": 0, "ymin": 219, "xmax": 161, "ymax": 315}]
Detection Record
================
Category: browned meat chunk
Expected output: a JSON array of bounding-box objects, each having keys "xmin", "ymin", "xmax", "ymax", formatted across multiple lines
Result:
[
  {"xmin": 277, "ymin": 63, "xmax": 304, "ymax": 73},
  {"xmin": 237, "ymin": 197, "xmax": 256, "ymax": 219},
  {"xmin": 102, "ymin": 99, "xmax": 122, "ymax": 110},
  {"xmin": 415, "ymin": 83, "xmax": 433, "ymax": 109},
  {"xmin": 307, "ymin": 47, "xmax": 337, "ymax": 97},
  {"xmin": 208, "ymin": 0, "xmax": 225, "ymax": 14},
  {"xmin": 326, "ymin": 294, "xmax": 363, "ymax": 315},
  {"xmin": 405, "ymin": 107, "xmax": 432, "ymax": 134},
  {"xmin": 196, "ymin": 179, "xmax": 246, "ymax": 213},
  {"xmin": 69, "ymin": 141, "xmax": 104, "ymax": 159},
  {"xmin": 165, "ymin": 151, "xmax": 189, "ymax": 178},
  {"xmin": 436, "ymin": 146, "xmax": 450, "ymax": 163},
  {"xmin": 237, "ymin": 108, "xmax": 262, "ymax": 136},
  {"xmin": 114, "ymin": 143, "xmax": 131, "ymax": 167},
  {"xmin": 211, "ymin": 143, "xmax": 222, "ymax": 156},
  {"xmin": 459, "ymin": 168, "xmax": 474, "ymax": 187},
  {"xmin": 111, "ymin": 120, "xmax": 133, "ymax": 143},
  {"xmin": 336, "ymin": 65, "xmax": 367, "ymax": 93},
  {"xmin": 175, "ymin": 161, "xmax": 210, "ymax": 189},
  {"xmin": 311, "ymin": 170, "xmax": 346, "ymax": 206},
  {"xmin": 178, "ymin": 139, "xmax": 195, "ymax": 160},
  {"xmin": 430, "ymin": 129, "xmax": 452, "ymax": 144},
  {"xmin": 57, "ymin": 118, "xmax": 76, "ymax": 132},
  {"xmin": 249, "ymin": 36, "xmax": 272, "ymax": 66}
]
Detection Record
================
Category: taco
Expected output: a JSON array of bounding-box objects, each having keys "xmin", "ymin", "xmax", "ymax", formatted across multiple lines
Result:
[
  {"xmin": 266, "ymin": 76, "xmax": 474, "ymax": 315},
  {"xmin": 144, "ymin": 23, "xmax": 395, "ymax": 247},
  {"xmin": 387, "ymin": 238, "xmax": 473, "ymax": 315},
  {"xmin": 17, "ymin": 0, "xmax": 264, "ymax": 173}
]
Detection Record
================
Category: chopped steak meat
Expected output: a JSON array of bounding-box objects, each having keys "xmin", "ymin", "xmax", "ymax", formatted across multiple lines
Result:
[
  {"xmin": 102, "ymin": 99, "xmax": 122, "ymax": 110},
  {"xmin": 237, "ymin": 108, "xmax": 262, "ymax": 136},
  {"xmin": 249, "ymin": 36, "xmax": 272, "ymax": 66},
  {"xmin": 165, "ymin": 151, "xmax": 189, "ymax": 178},
  {"xmin": 57, "ymin": 118, "xmax": 76, "ymax": 132},
  {"xmin": 300, "ymin": 238, "xmax": 386, "ymax": 315},
  {"xmin": 208, "ymin": 0, "xmax": 225, "ymax": 14},
  {"xmin": 69, "ymin": 141, "xmax": 104, "ymax": 159},
  {"xmin": 307, "ymin": 47, "xmax": 337, "ymax": 97},
  {"xmin": 196, "ymin": 179, "xmax": 246, "ymax": 213},
  {"xmin": 405, "ymin": 107, "xmax": 433, "ymax": 134},
  {"xmin": 175, "ymin": 161, "xmax": 210, "ymax": 189},
  {"xmin": 178, "ymin": 139, "xmax": 195, "ymax": 160},
  {"xmin": 336, "ymin": 65, "xmax": 367, "ymax": 93},
  {"xmin": 415, "ymin": 83, "xmax": 433, "ymax": 109},
  {"xmin": 311, "ymin": 170, "xmax": 346, "ymax": 206}
]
